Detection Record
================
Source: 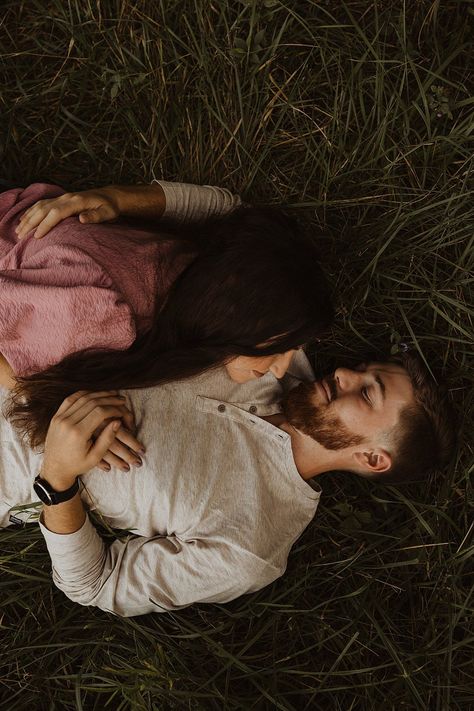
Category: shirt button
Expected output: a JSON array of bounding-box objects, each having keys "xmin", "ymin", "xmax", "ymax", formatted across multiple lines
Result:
[
  {"xmin": 217, "ymin": 404, "xmax": 226, "ymax": 413},
  {"xmin": 249, "ymin": 405, "xmax": 257, "ymax": 414}
]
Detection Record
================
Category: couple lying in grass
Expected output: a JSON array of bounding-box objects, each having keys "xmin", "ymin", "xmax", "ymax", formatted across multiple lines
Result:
[{"xmin": 0, "ymin": 181, "xmax": 454, "ymax": 616}]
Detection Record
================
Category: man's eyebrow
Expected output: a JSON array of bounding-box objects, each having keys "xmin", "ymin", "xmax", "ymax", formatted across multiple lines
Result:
[{"xmin": 376, "ymin": 373, "xmax": 386, "ymax": 401}]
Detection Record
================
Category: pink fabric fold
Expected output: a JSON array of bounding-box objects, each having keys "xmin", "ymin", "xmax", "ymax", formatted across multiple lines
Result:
[{"xmin": 0, "ymin": 184, "xmax": 190, "ymax": 375}]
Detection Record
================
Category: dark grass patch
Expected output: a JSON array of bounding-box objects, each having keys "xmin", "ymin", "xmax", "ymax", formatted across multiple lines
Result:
[{"xmin": 0, "ymin": 1, "xmax": 473, "ymax": 709}]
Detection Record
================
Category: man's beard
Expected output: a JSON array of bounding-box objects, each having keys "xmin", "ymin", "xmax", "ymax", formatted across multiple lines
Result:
[{"xmin": 281, "ymin": 379, "xmax": 364, "ymax": 450}]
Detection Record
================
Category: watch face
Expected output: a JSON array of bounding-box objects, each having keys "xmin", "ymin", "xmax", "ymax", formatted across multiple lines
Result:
[
  {"xmin": 33, "ymin": 475, "xmax": 79, "ymax": 505},
  {"xmin": 33, "ymin": 478, "xmax": 53, "ymax": 505}
]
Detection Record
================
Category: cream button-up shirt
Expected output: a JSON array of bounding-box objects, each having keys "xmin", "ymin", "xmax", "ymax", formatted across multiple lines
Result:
[{"xmin": 1, "ymin": 350, "xmax": 322, "ymax": 617}]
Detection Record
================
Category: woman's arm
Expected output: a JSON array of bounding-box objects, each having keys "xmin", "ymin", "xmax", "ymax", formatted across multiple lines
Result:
[
  {"xmin": 15, "ymin": 181, "xmax": 242, "ymax": 240},
  {"xmin": 0, "ymin": 353, "xmax": 15, "ymax": 389}
]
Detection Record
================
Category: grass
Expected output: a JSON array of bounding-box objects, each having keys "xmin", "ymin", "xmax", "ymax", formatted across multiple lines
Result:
[{"xmin": 0, "ymin": 0, "xmax": 473, "ymax": 709}]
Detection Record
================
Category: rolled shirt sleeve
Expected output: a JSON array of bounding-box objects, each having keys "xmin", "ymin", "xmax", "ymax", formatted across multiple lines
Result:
[
  {"xmin": 154, "ymin": 180, "xmax": 242, "ymax": 223},
  {"xmin": 39, "ymin": 515, "xmax": 273, "ymax": 617}
]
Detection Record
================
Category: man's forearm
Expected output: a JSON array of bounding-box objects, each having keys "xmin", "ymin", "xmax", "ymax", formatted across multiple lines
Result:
[
  {"xmin": 155, "ymin": 180, "xmax": 242, "ymax": 223},
  {"xmin": 107, "ymin": 183, "xmax": 166, "ymax": 220},
  {"xmin": 41, "ymin": 486, "xmax": 86, "ymax": 534},
  {"xmin": 108, "ymin": 181, "xmax": 242, "ymax": 223}
]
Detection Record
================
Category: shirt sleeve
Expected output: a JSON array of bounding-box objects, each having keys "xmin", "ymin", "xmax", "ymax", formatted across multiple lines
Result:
[
  {"xmin": 39, "ymin": 515, "xmax": 268, "ymax": 617},
  {"xmin": 153, "ymin": 180, "xmax": 242, "ymax": 223}
]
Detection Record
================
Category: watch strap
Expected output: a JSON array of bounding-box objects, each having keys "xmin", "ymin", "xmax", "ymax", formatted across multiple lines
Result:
[{"xmin": 34, "ymin": 475, "xmax": 80, "ymax": 506}]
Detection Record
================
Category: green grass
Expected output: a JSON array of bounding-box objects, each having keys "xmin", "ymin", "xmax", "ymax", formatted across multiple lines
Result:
[{"xmin": 0, "ymin": 1, "xmax": 473, "ymax": 709}]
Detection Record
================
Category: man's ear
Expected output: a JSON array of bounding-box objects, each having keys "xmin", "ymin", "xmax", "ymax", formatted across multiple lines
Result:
[{"xmin": 353, "ymin": 448, "xmax": 392, "ymax": 474}]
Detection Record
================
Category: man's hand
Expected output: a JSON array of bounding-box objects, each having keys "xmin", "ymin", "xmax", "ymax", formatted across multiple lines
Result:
[
  {"xmin": 15, "ymin": 188, "xmax": 122, "ymax": 240},
  {"xmin": 42, "ymin": 390, "xmax": 136, "ymax": 489},
  {"xmin": 15, "ymin": 183, "xmax": 166, "ymax": 240}
]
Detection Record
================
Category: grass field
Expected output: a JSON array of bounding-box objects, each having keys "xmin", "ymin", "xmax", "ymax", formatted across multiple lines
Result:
[{"xmin": 0, "ymin": 1, "xmax": 473, "ymax": 709}]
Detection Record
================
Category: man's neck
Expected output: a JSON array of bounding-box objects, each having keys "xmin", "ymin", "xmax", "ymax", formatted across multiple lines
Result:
[{"xmin": 261, "ymin": 415, "xmax": 345, "ymax": 480}]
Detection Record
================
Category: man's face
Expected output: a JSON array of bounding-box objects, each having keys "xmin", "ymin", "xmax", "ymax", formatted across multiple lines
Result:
[{"xmin": 282, "ymin": 362, "xmax": 415, "ymax": 451}]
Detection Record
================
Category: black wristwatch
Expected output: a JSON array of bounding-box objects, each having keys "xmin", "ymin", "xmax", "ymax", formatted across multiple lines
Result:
[{"xmin": 33, "ymin": 474, "xmax": 80, "ymax": 506}]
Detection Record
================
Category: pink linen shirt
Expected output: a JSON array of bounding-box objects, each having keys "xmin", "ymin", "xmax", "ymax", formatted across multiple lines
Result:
[{"xmin": 0, "ymin": 184, "xmax": 192, "ymax": 375}]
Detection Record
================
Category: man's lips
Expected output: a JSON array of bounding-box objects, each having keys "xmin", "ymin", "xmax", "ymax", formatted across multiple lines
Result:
[
  {"xmin": 322, "ymin": 379, "xmax": 332, "ymax": 402},
  {"xmin": 317, "ymin": 379, "xmax": 331, "ymax": 403}
]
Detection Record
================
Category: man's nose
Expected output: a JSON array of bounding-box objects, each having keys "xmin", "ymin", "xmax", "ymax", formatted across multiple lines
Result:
[
  {"xmin": 269, "ymin": 350, "xmax": 295, "ymax": 379},
  {"xmin": 333, "ymin": 367, "xmax": 360, "ymax": 392}
]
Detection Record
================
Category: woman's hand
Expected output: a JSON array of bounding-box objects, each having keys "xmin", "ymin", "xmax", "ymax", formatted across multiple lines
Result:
[
  {"xmin": 98, "ymin": 423, "xmax": 145, "ymax": 473},
  {"xmin": 42, "ymin": 390, "xmax": 141, "ymax": 488},
  {"xmin": 15, "ymin": 187, "xmax": 122, "ymax": 240},
  {"xmin": 15, "ymin": 183, "xmax": 166, "ymax": 240}
]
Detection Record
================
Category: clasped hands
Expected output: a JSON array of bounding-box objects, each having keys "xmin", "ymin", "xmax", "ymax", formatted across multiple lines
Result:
[{"xmin": 41, "ymin": 391, "xmax": 145, "ymax": 489}]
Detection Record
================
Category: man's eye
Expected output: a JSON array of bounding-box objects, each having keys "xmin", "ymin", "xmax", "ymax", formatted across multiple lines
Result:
[{"xmin": 362, "ymin": 387, "xmax": 371, "ymax": 404}]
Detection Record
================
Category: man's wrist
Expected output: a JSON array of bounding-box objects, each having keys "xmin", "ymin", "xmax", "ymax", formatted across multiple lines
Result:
[
  {"xmin": 106, "ymin": 184, "xmax": 165, "ymax": 218},
  {"xmin": 40, "ymin": 467, "xmax": 79, "ymax": 492}
]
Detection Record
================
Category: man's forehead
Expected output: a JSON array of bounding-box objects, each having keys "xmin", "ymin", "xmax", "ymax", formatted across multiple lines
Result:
[{"xmin": 364, "ymin": 361, "xmax": 408, "ymax": 376}]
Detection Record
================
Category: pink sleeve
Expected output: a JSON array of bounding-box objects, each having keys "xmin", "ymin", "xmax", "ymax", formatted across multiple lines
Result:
[{"xmin": 0, "ymin": 185, "xmax": 136, "ymax": 375}]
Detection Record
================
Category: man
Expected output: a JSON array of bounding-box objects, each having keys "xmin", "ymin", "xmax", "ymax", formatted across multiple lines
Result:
[{"xmin": 0, "ymin": 349, "xmax": 453, "ymax": 617}]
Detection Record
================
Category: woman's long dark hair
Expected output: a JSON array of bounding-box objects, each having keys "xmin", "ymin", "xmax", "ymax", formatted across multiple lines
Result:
[{"xmin": 7, "ymin": 206, "xmax": 334, "ymax": 447}]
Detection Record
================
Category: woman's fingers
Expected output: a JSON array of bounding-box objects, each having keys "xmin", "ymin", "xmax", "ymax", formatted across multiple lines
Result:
[
  {"xmin": 101, "ymin": 449, "xmax": 132, "ymax": 471},
  {"xmin": 101, "ymin": 436, "xmax": 143, "ymax": 471},
  {"xmin": 115, "ymin": 425, "xmax": 144, "ymax": 454},
  {"xmin": 87, "ymin": 420, "xmax": 122, "ymax": 466}
]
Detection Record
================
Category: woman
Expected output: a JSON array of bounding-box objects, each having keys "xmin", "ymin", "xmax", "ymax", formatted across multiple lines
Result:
[{"xmin": 1, "ymin": 180, "xmax": 333, "ymax": 455}]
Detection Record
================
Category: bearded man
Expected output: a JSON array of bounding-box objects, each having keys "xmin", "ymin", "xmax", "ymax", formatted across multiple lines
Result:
[{"xmin": 0, "ymin": 349, "xmax": 454, "ymax": 616}]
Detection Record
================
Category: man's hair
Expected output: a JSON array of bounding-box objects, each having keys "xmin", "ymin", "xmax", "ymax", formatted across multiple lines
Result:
[{"xmin": 376, "ymin": 351, "xmax": 456, "ymax": 484}]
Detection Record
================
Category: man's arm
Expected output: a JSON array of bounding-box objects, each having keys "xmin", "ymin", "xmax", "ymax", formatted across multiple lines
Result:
[
  {"xmin": 40, "ymin": 515, "xmax": 260, "ymax": 617},
  {"xmin": 39, "ymin": 389, "xmax": 133, "ymax": 534},
  {"xmin": 0, "ymin": 352, "xmax": 15, "ymax": 389},
  {"xmin": 16, "ymin": 181, "xmax": 242, "ymax": 240},
  {"xmin": 39, "ymin": 390, "xmax": 262, "ymax": 616},
  {"xmin": 153, "ymin": 180, "xmax": 242, "ymax": 224}
]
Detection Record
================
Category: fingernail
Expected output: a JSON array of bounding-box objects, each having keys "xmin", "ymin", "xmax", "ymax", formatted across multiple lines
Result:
[
  {"xmin": 122, "ymin": 464, "xmax": 130, "ymax": 471},
  {"xmin": 134, "ymin": 459, "xmax": 142, "ymax": 467},
  {"xmin": 139, "ymin": 447, "xmax": 146, "ymax": 454}
]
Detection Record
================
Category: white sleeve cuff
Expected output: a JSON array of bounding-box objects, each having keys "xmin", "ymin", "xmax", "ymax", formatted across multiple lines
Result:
[
  {"xmin": 39, "ymin": 514, "xmax": 104, "ymax": 575},
  {"xmin": 153, "ymin": 180, "xmax": 242, "ymax": 223}
]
